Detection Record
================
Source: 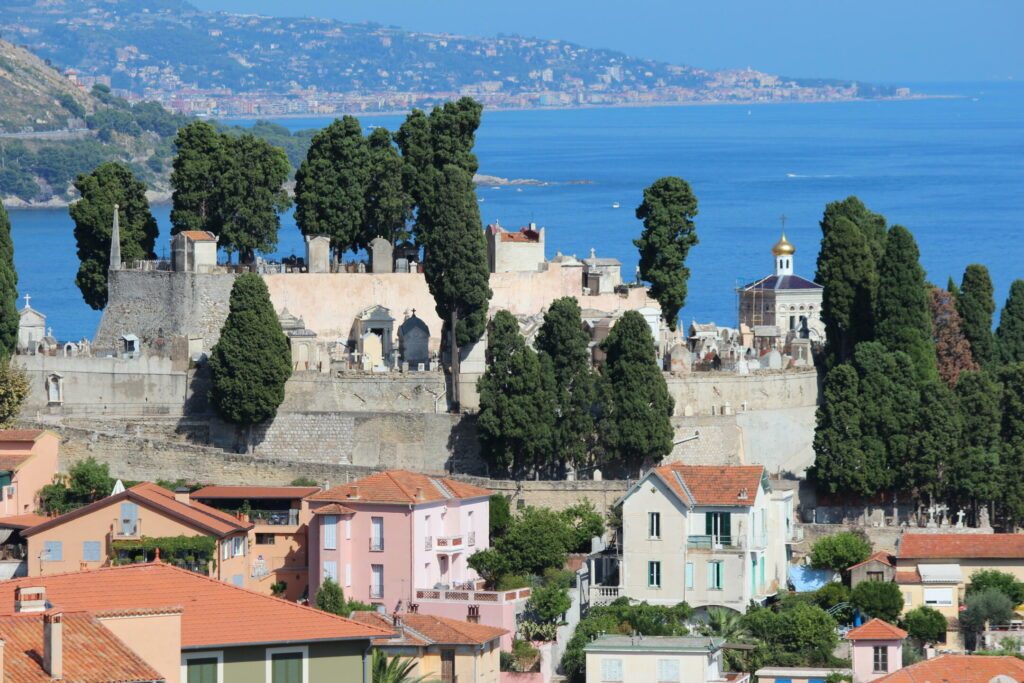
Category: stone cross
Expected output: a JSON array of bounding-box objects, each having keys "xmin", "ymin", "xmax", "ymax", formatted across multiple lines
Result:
[
  {"xmin": 956, "ymin": 508, "xmax": 966, "ymax": 528},
  {"xmin": 926, "ymin": 504, "xmax": 938, "ymax": 527},
  {"xmin": 23, "ymin": 293, "xmax": 30, "ymax": 309}
]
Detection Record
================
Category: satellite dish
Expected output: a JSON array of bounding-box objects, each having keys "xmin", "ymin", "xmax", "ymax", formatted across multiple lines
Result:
[{"xmin": 111, "ymin": 479, "xmax": 125, "ymax": 495}]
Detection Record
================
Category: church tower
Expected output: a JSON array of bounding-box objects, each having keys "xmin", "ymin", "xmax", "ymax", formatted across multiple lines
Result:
[{"xmin": 772, "ymin": 233, "xmax": 795, "ymax": 276}]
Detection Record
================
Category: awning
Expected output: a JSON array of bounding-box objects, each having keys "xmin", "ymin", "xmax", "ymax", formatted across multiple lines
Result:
[{"xmin": 918, "ymin": 564, "xmax": 962, "ymax": 583}]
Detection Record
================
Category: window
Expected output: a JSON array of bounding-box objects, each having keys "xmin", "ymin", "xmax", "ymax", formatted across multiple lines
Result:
[
  {"xmin": 685, "ymin": 562, "xmax": 694, "ymax": 590},
  {"xmin": 705, "ymin": 512, "xmax": 731, "ymax": 545},
  {"xmin": 648, "ymin": 561, "xmax": 661, "ymax": 588},
  {"xmin": 182, "ymin": 652, "xmax": 222, "ymax": 683},
  {"xmin": 371, "ymin": 564, "xmax": 384, "ymax": 598},
  {"xmin": 221, "ymin": 540, "xmax": 229, "ymax": 561},
  {"xmin": 904, "ymin": 591, "xmax": 913, "ymax": 606},
  {"xmin": 657, "ymin": 658, "xmax": 680, "ymax": 682},
  {"xmin": 256, "ymin": 533, "xmax": 275, "ymax": 545},
  {"xmin": 323, "ymin": 515, "xmax": 337, "ymax": 550},
  {"xmin": 924, "ymin": 588, "xmax": 953, "ymax": 606},
  {"xmin": 601, "ymin": 658, "xmax": 623, "ymax": 682},
  {"xmin": 370, "ymin": 517, "xmax": 384, "ymax": 551},
  {"xmin": 344, "ymin": 518, "xmax": 351, "ymax": 540},
  {"xmin": 43, "ymin": 541, "xmax": 62, "ymax": 561},
  {"xmin": 648, "ymin": 511, "xmax": 661, "ymax": 539},
  {"xmin": 867, "ymin": 571, "xmax": 884, "ymax": 582},
  {"xmin": 82, "ymin": 541, "xmax": 101, "ymax": 562},
  {"xmin": 323, "ymin": 561, "xmax": 338, "ymax": 582},
  {"xmin": 120, "ymin": 502, "xmax": 138, "ymax": 537},
  {"xmin": 344, "ymin": 563, "xmax": 351, "ymax": 587},
  {"xmin": 231, "ymin": 535, "xmax": 245, "ymax": 558},
  {"xmin": 266, "ymin": 646, "xmax": 308, "ymax": 683},
  {"xmin": 873, "ymin": 646, "xmax": 889, "ymax": 673},
  {"xmin": 707, "ymin": 560, "xmax": 724, "ymax": 590}
]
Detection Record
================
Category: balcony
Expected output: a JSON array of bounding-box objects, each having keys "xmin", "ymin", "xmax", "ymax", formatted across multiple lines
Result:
[
  {"xmin": 687, "ymin": 534, "xmax": 741, "ymax": 550},
  {"xmin": 112, "ymin": 518, "xmax": 141, "ymax": 540},
  {"xmin": 589, "ymin": 585, "xmax": 621, "ymax": 606},
  {"xmin": 786, "ymin": 526, "xmax": 805, "ymax": 544},
  {"xmin": 414, "ymin": 586, "xmax": 531, "ymax": 605},
  {"xmin": 370, "ymin": 584, "xmax": 384, "ymax": 599},
  {"xmin": 250, "ymin": 560, "xmax": 270, "ymax": 580},
  {"xmin": 433, "ymin": 535, "xmax": 465, "ymax": 553},
  {"xmin": 250, "ymin": 509, "xmax": 299, "ymax": 526},
  {"xmin": 369, "ymin": 538, "xmax": 384, "ymax": 552}
]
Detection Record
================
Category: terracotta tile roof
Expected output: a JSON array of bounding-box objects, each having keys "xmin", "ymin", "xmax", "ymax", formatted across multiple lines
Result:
[
  {"xmin": 0, "ymin": 429, "xmax": 46, "ymax": 442},
  {"xmin": 23, "ymin": 482, "xmax": 251, "ymax": 539},
  {"xmin": 191, "ymin": 485, "xmax": 321, "ymax": 500},
  {"xmin": 179, "ymin": 230, "xmax": 217, "ymax": 241},
  {"xmin": 845, "ymin": 618, "xmax": 907, "ymax": 641},
  {"xmin": 308, "ymin": 470, "xmax": 491, "ymax": 505},
  {"xmin": 312, "ymin": 503, "xmax": 355, "ymax": 515},
  {"xmin": 0, "ymin": 611, "xmax": 165, "ymax": 682},
  {"xmin": 848, "ymin": 551, "xmax": 894, "ymax": 571},
  {"xmin": 651, "ymin": 464, "xmax": 765, "ymax": 507},
  {"xmin": 874, "ymin": 654, "xmax": 1024, "ymax": 682},
  {"xmin": 898, "ymin": 533, "xmax": 1024, "ymax": 559},
  {"xmin": 0, "ymin": 513, "xmax": 50, "ymax": 530},
  {"xmin": 0, "ymin": 563, "xmax": 393, "ymax": 648},
  {"xmin": 895, "ymin": 570, "xmax": 922, "ymax": 584},
  {"xmin": 349, "ymin": 611, "xmax": 430, "ymax": 647},
  {"xmin": 350, "ymin": 611, "xmax": 506, "ymax": 647}
]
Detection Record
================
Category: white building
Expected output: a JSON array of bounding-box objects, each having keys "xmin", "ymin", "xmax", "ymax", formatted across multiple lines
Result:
[
  {"xmin": 738, "ymin": 234, "xmax": 824, "ymax": 342},
  {"xmin": 584, "ymin": 635, "xmax": 749, "ymax": 683},
  {"xmin": 590, "ymin": 463, "xmax": 795, "ymax": 613},
  {"xmin": 485, "ymin": 222, "xmax": 545, "ymax": 273}
]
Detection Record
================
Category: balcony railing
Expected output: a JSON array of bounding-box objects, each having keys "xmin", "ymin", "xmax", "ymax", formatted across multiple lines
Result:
[
  {"xmin": 786, "ymin": 527, "xmax": 805, "ymax": 543},
  {"xmin": 112, "ymin": 518, "xmax": 141, "ymax": 539},
  {"xmin": 250, "ymin": 509, "xmax": 299, "ymax": 526},
  {"xmin": 434, "ymin": 535, "xmax": 464, "ymax": 552},
  {"xmin": 251, "ymin": 561, "xmax": 270, "ymax": 579},
  {"xmin": 370, "ymin": 584, "xmax": 384, "ymax": 599},
  {"xmin": 369, "ymin": 538, "xmax": 384, "ymax": 552},
  {"xmin": 414, "ymin": 586, "xmax": 530, "ymax": 605},
  {"xmin": 589, "ymin": 585, "xmax": 621, "ymax": 605},
  {"xmin": 687, "ymin": 534, "xmax": 739, "ymax": 550}
]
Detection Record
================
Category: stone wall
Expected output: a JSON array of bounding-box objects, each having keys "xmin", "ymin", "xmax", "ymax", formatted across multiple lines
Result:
[
  {"xmin": 279, "ymin": 372, "xmax": 447, "ymax": 413},
  {"xmin": 666, "ymin": 369, "xmax": 819, "ymax": 416}
]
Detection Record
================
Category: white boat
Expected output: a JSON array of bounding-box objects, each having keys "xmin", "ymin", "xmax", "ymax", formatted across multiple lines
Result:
[{"xmin": 612, "ymin": 202, "xmax": 621, "ymax": 209}]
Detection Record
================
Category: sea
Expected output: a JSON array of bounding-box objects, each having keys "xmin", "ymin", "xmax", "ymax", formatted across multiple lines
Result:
[{"xmin": 8, "ymin": 82, "xmax": 1023, "ymax": 342}]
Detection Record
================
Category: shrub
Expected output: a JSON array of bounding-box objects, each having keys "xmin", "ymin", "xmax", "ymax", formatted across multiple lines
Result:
[
  {"xmin": 967, "ymin": 570, "xmax": 1024, "ymax": 605},
  {"xmin": 902, "ymin": 606, "xmax": 946, "ymax": 644},
  {"xmin": 810, "ymin": 531, "xmax": 872, "ymax": 575},
  {"xmin": 961, "ymin": 588, "xmax": 1014, "ymax": 638},
  {"xmin": 851, "ymin": 581, "xmax": 904, "ymax": 623}
]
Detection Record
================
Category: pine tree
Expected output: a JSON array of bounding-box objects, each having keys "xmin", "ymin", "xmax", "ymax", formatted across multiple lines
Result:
[
  {"xmin": 874, "ymin": 226, "xmax": 937, "ymax": 384},
  {"xmin": 170, "ymin": 120, "xmax": 224, "ymax": 235},
  {"xmin": 395, "ymin": 109, "xmax": 435, "ymax": 241},
  {"xmin": 812, "ymin": 364, "xmax": 875, "ymax": 495},
  {"xmin": 949, "ymin": 371, "xmax": 1002, "ymax": 520},
  {"xmin": 913, "ymin": 381, "xmax": 963, "ymax": 505},
  {"xmin": 633, "ymin": 177, "xmax": 699, "ymax": 330},
  {"xmin": 535, "ymin": 297, "xmax": 597, "ymax": 472},
  {"xmin": 70, "ymin": 162, "xmax": 157, "ymax": 309},
  {"xmin": 928, "ymin": 287, "xmax": 977, "ymax": 387},
  {"xmin": 947, "ymin": 276, "xmax": 960, "ymax": 299},
  {"xmin": 999, "ymin": 363, "xmax": 1024, "ymax": 527},
  {"xmin": 476, "ymin": 311, "xmax": 556, "ymax": 477},
  {"xmin": 363, "ymin": 127, "xmax": 412, "ymax": 247},
  {"xmin": 208, "ymin": 274, "xmax": 291, "ymax": 446},
  {"xmin": 599, "ymin": 311, "xmax": 674, "ymax": 477},
  {"xmin": 211, "ymin": 135, "xmax": 291, "ymax": 263},
  {"xmin": 820, "ymin": 196, "xmax": 888, "ymax": 266},
  {"xmin": 958, "ymin": 264, "xmax": 997, "ymax": 368},
  {"xmin": 997, "ymin": 280, "xmax": 1024, "ymax": 365},
  {"xmin": 294, "ymin": 116, "xmax": 370, "ymax": 258},
  {"xmin": 816, "ymin": 216, "xmax": 877, "ymax": 367},
  {"xmin": 0, "ymin": 205, "xmax": 18, "ymax": 358}
]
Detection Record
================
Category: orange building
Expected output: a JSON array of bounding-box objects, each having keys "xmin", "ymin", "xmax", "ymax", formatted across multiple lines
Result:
[{"xmin": 0, "ymin": 429, "xmax": 60, "ymax": 517}]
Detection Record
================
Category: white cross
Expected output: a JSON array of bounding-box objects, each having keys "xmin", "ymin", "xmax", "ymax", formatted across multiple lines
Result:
[{"xmin": 23, "ymin": 293, "xmax": 30, "ymax": 309}]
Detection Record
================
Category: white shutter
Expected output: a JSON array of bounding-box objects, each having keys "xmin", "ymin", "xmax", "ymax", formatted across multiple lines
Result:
[
  {"xmin": 323, "ymin": 561, "xmax": 338, "ymax": 582},
  {"xmin": 657, "ymin": 659, "xmax": 680, "ymax": 682},
  {"xmin": 324, "ymin": 515, "xmax": 338, "ymax": 550},
  {"xmin": 601, "ymin": 658, "xmax": 623, "ymax": 682},
  {"xmin": 345, "ymin": 518, "xmax": 351, "ymax": 540},
  {"xmin": 345, "ymin": 563, "xmax": 351, "ymax": 586},
  {"xmin": 924, "ymin": 588, "xmax": 953, "ymax": 605},
  {"xmin": 221, "ymin": 540, "xmax": 229, "ymax": 561}
]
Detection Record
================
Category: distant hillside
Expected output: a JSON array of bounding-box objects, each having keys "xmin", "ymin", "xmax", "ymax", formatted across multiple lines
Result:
[{"xmin": 0, "ymin": 40, "xmax": 92, "ymax": 132}]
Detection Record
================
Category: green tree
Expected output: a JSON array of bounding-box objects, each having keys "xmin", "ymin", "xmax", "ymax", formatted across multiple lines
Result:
[
  {"xmin": 38, "ymin": 456, "xmax": 115, "ymax": 515},
  {"xmin": 488, "ymin": 494, "xmax": 511, "ymax": 539},
  {"xmin": 851, "ymin": 581, "xmax": 904, "ymax": 623},
  {"xmin": 289, "ymin": 477, "xmax": 319, "ymax": 487},
  {"xmin": 0, "ymin": 205, "xmax": 17, "ymax": 358},
  {"xmin": 819, "ymin": 196, "xmax": 888, "ymax": 267},
  {"xmin": 814, "ymin": 583, "xmax": 854, "ymax": 624},
  {"xmin": 476, "ymin": 311, "xmax": 555, "ymax": 477},
  {"xmin": 419, "ymin": 165, "xmax": 492, "ymax": 407},
  {"xmin": 967, "ymin": 570, "xmax": 1024, "ymax": 605},
  {"xmin": 902, "ymin": 606, "xmax": 947, "ymax": 644},
  {"xmin": 743, "ymin": 602, "xmax": 840, "ymax": 670},
  {"xmin": 0, "ymin": 361, "xmax": 29, "ymax": 428},
  {"xmin": 208, "ymin": 274, "xmax": 291, "ymax": 446},
  {"xmin": 960, "ymin": 588, "xmax": 1014, "ymax": 643},
  {"xmin": 599, "ymin": 311, "xmax": 674, "ymax": 477},
  {"xmin": 633, "ymin": 176, "xmax": 699, "ymax": 329},
  {"xmin": 497, "ymin": 506, "xmax": 575, "ymax": 576},
  {"xmin": 170, "ymin": 120, "xmax": 224, "ymax": 235},
  {"xmin": 957, "ymin": 264, "xmax": 997, "ymax": 368},
  {"xmin": 997, "ymin": 280, "xmax": 1024, "ymax": 365},
  {"xmin": 212, "ymin": 135, "xmax": 291, "ymax": 263},
  {"xmin": 527, "ymin": 580, "xmax": 572, "ymax": 624},
  {"xmin": 816, "ymin": 215, "xmax": 878, "ymax": 366},
  {"xmin": 949, "ymin": 370, "xmax": 1002, "ymax": 518},
  {"xmin": 559, "ymin": 500, "xmax": 605, "ymax": 554},
  {"xmin": 371, "ymin": 649, "xmax": 435, "ymax": 683},
  {"xmin": 314, "ymin": 577, "xmax": 345, "ymax": 615},
  {"xmin": 874, "ymin": 226, "xmax": 937, "ymax": 383},
  {"xmin": 913, "ymin": 381, "xmax": 963, "ymax": 505},
  {"xmin": 1000, "ymin": 363, "xmax": 1024, "ymax": 526},
  {"xmin": 70, "ymin": 162, "xmax": 157, "ymax": 309},
  {"xmin": 467, "ymin": 548, "xmax": 511, "ymax": 589},
  {"xmin": 535, "ymin": 297, "xmax": 597, "ymax": 472},
  {"xmin": 364, "ymin": 127, "xmax": 413, "ymax": 247},
  {"xmin": 294, "ymin": 116, "xmax": 370, "ymax": 258},
  {"xmin": 700, "ymin": 606, "xmax": 753, "ymax": 671},
  {"xmin": 809, "ymin": 531, "xmax": 872, "ymax": 575},
  {"xmin": 928, "ymin": 287, "xmax": 977, "ymax": 387},
  {"xmin": 812, "ymin": 364, "xmax": 874, "ymax": 496},
  {"xmin": 395, "ymin": 109, "xmax": 434, "ymax": 239}
]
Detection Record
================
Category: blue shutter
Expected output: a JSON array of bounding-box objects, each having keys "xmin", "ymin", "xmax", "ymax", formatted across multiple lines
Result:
[
  {"xmin": 231, "ymin": 574, "xmax": 243, "ymax": 587},
  {"xmin": 685, "ymin": 562, "xmax": 694, "ymax": 589},
  {"xmin": 82, "ymin": 541, "xmax": 101, "ymax": 562},
  {"xmin": 120, "ymin": 502, "xmax": 138, "ymax": 536},
  {"xmin": 44, "ymin": 541, "xmax": 62, "ymax": 561}
]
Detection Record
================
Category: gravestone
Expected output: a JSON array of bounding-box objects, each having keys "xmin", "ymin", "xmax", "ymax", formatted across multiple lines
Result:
[
  {"xmin": 668, "ymin": 344, "xmax": 690, "ymax": 375},
  {"xmin": 361, "ymin": 332, "xmax": 384, "ymax": 371},
  {"xmin": 766, "ymin": 349, "xmax": 783, "ymax": 370},
  {"xmin": 305, "ymin": 235, "xmax": 331, "ymax": 273},
  {"xmin": 370, "ymin": 237, "xmax": 394, "ymax": 274},
  {"xmin": 790, "ymin": 338, "xmax": 812, "ymax": 367},
  {"xmin": 399, "ymin": 313, "xmax": 430, "ymax": 368}
]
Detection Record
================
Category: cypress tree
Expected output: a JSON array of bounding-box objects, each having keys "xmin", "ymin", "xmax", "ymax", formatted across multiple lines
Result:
[
  {"xmin": 913, "ymin": 381, "xmax": 963, "ymax": 505},
  {"xmin": 395, "ymin": 109, "xmax": 435, "ymax": 241},
  {"xmin": 947, "ymin": 276, "xmax": 960, "ymax": 299},
  {"xmin": 633, "ymin": 176, "xmax": 699, "ymax": 330},
  {"xmin": 599, "ymin": 311, "xmax": 674, "ymax": 477},
  {"xmin": 535, "ymin": 297, "xmax": 597, "ymax": 472},
  {"xmin": 363, "ymin": 127, "xmax": 413, "ymax": 247},
  {"xmin": 958, "ymin": 264, "xmax": 997, "ymax": 368},
  {"xmin": 950, "ymin": 371, "xmax": 1002, "ymax": 521},
  {"xmin": 820, "ymin": 196, "xmax": 888, "ymax": 267},
  {"xmin": 294, "ymin": 117, "xmax": 370, "ymax": 258},
  {"xmin": 997, "ymin": 280, "xmax": 1024, "ymax": 365},
  {"xmin": 928, "ymin": 287, "xmax": 977, "ymax": 387},
  {"xmin": 0, "ymin": 205, "xmax": 18, "ymax": 358},
  {"xmin": 208, "ymin": 273, "xmax": 291, "ymax": 447},
  {"xmin": 875, "ymin": 226, "xmax": 937, "ymax": 384},
  {"xmin": 1000, "ymin": 363, "xmax": 1024, "ymax": 527},
  {"xmin": 170, "ymin": 120, "xmax": 224, "ymax": 235},
  {"xmin": 812, "ymin": 364, "xmax": 875, "ymax": 496},
  {"xmin": 70, "ymin": 162, "xmax": 157, "ymax": 310},
  {"xmin": 476, "ymin": 311, "xmax": 555, "ymax": 478},
  {"xmin": 816, "ymin": 216, "xmax": 877, "ymax": 367}
]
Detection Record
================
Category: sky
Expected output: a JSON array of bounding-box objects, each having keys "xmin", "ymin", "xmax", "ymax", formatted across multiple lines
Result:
[{"xmin": 190, "ymin": 0, "xmax": 1024, "ymax": 83}]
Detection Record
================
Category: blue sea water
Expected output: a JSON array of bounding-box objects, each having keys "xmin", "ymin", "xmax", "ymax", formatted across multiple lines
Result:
[{"xmin": 8, "ymin": 82, "xmax": 1023, "ymax": 341}]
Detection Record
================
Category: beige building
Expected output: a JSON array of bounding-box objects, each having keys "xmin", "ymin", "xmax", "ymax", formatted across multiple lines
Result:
[
  {"xmin": 583, "ymin": 635, "xmax": 748, "ymax": 683},
  {"xmin": 485, "ymin": 222, "xmax": 545, "ymax": 273},
  {"xmin": 171, "ymin": 230, "xmax": 218, "ymax": 273},
  {"xmin": 590, "ymin": 464, "xmax": 794, "ymax": 612},
  {"xmin": 738, "ymin": 234, "xmax": 824, "ymax": 341}
]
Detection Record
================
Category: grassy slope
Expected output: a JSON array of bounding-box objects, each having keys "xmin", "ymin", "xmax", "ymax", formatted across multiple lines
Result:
[{"xmin": 0, "ymin": 40, "xmax": 93, "ymax": 132}]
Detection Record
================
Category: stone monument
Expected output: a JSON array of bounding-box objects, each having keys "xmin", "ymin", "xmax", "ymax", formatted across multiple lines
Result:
[{"xmin": 370, "ymin": 237, "xmax": 394, "ymax": 274}]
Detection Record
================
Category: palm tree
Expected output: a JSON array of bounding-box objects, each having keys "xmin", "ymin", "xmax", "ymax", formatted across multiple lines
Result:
[
  {"xmin": 371, "ymin": 649, "xmax": 439, "ymax": 683},
  {"xmin": 699, "ymin": 607, "xmax": 751, "ymax": 672}
]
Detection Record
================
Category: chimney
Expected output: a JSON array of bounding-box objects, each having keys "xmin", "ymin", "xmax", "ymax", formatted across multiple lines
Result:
[
  {"xmin": 15, "ymin": 587, "xmax": 46, "ymax": 613},
  {"xmin": 174, "ymin": 487, "xmax": 191, "ymax": 505},
  {"xmin": 415, "ymin": 487, "xmax": 424, "ymax": 501},
  {"xmin": 43, "ymin": 612, "xmax": 62, "ymax": 680},
  {"xmin": 348, "ymin": 485, "xmax": 360, "ymax": 500}
]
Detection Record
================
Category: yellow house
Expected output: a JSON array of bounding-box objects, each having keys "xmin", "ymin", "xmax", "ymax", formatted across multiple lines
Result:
[{"xmin": 350, "ymin": 610, "xmax": 506, "ymax": 683}]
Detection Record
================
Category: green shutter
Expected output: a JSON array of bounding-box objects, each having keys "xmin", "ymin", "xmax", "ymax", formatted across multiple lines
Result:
[
  {"xmin": 271, "ymin": 652, "xmax": 303, "ymax": 683},
  {"xmin": 721, "ymin": 513, "xmax": 731, "ymax": 540},
  {"xmin": 704, "ymin": 513, "xmax": 713, "ymax": 536},
  {"xmin": 186, "ymin": 658, "xmax": 217, "ymax": 683}
]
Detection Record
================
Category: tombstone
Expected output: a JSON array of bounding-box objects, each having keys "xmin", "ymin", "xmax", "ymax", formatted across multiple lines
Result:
[
  {"xmin": 370, "ymin": 237, "xmax": 394, "ymax": 274},
  {"xmin": 766, "ymin": 349, "xmax": 783, "ymax": 370},
  {"xmin": 398, "ymin": 312, "xmax": 430, "ymax": 369},
  {"xmin": 305, "ymin": 235, "xmax": 331, "ymax": 273},
  {"xmin": 790, "ymin": 338, "xmax": 812, "ymax": 367},
  {"xmin": 978, "ymin": 506, "xmax": 993, "ymax": 531},
  {"xmin": 395, "ymin": 258, "xmax": 410, "ymax": 274},
  {"xmin": 361, "ymin": 332, "xmax": 384, "ymax": 371},
  {"xmin": 668, "ymin": 344, "xmax": 690, "ymax": 375},
  {"xmin": 736, "ymin": 358, "xmax": 749, "ymax": 376},
  {"xmin": 356, "ymin": 262, "xmax": 366, "ymax": 274}
]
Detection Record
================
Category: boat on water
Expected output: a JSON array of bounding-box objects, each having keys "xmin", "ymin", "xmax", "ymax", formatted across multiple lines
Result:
[{"xmin": 612, "ymin": 202, "xmax": 621, "ymax": 209}]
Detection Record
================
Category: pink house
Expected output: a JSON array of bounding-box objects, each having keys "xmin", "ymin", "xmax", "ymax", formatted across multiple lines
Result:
[
  {"xmin": 307, "ymin": 470, "xmax": 528, "ymax": 647},
  {"xmin": 0, "ymin": 429, "xmax": 60, "ymax": 517},
  {"xmin": 846, "ymin": 618, "xmax": 907, "ymax": 683}
]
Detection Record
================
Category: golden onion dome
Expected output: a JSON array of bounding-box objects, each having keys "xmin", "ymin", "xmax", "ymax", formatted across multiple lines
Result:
[{"xmin": 772, "ymin": 233, "xmax": 796, "ymax": 256}]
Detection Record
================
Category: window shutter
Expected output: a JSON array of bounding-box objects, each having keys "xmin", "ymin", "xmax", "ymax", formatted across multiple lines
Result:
[
  {"xmin": 601, "ymin": 658, "xmax": 623, "ymax": 682},
  {"xmin": 707, "ymin": 561, "xmax": 715, "ymax": 589},
  {"xmin": 345, "ymin": 518, "xmax": 351, "ymax": 540},
  {"xmin": 705, "ymin": 513, "xmax": 713, "ymax": 536},
  {"xmin": 345, "ymin": 563, "xmax": 351, "ymax": 586},
  {"xmin": 685, "ymin": 562, "xmax": 693, "ymax": 589},
  {"xmin": 221, "ymin": 540, "xmax": 229, "ymax": 561},
  {"xmin": 323, "ymin": 515, "xmax": 337, "ymax": 550},
  {"xmin": 721, "ymin": 512, "xmax": 732, "ymax": 539},
  {"xmin": 323, "ymin": 561, "xmax": 338, "ymax": 582},
  {"xmin": 83, "ymin": 541, "xmax": 101, "ymax": 562},
  {"xmin": 44, "ymin": 541, "xmax": 63, "ymax": 561},
  {"xmin": 657, "ymin": 658, "xmax": 680, "ymax": 682}
]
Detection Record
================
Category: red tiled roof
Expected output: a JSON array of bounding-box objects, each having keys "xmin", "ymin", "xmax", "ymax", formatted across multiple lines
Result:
[
  {"xmin": 848, "ymin": 551, "xmax": 894, "ymax": 571},
  {"xmin": 898, "ymin": 533, "xmax": 1024, "ymax": 559},
  {"xmin": 312, "ymin": 503, "xmax": 355, "ymax": 515},
  {"xmin": 845, "ymin": 618, "xmax": 907, "ymax": 641},
  {"xmin": 0, "ymin": 611, "xmax": 165, "ymax": 682},
  {"xmin": 874, "ymin": 654, "xmax": 1024, "ymax": 682},
  {"xmin": 23, "ymin": 482, "xmax": 251, "ymax": 539},
  {"xmin": 350, "ymin": 611, "xmax": 506, "ymax": 647},
  {"xmin": 349, "ymin": 611, "xmax": 430, "ymax": 647},
  {"xmin": 179, "ymin": 230, "xmax": 217, "ymax": 241},
  {"xmin": 0, "ymin": 429, "xmax": 46, "ymax": 442},
  {"xmin": 0, "ymin": 513, "xmax": 50, "ymax": 530},
  {"xmin": 895, "ymin": 570, "xmax": 921, "ymax": 584},
  {"xmin": 651, "ymin": 464, "xmax": 765, "ymax": 507},
  {"xmin": 191, "ymin": 485, "xmax": 321, "ymax": 500},
  {"xmin": 0, "ymin": 563, "xmax": 393, "ymax": 648},
  {"xmin": 308, "ymin": 470, "xmax": 491, "ymax": 505}
]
